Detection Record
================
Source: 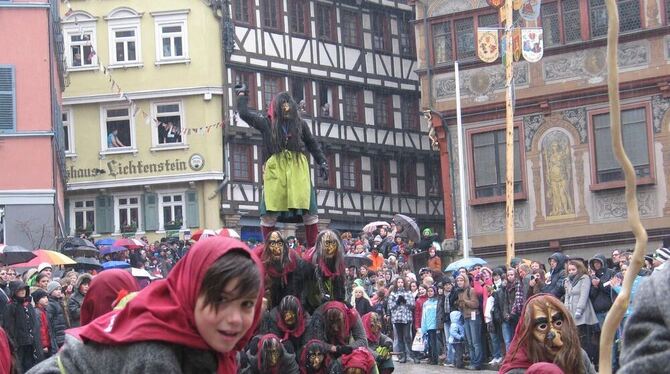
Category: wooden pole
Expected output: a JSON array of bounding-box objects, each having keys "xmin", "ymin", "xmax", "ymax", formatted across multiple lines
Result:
[
  {"xmin": 598, "ymin": 1, "xmax": 648, "ymax": 372},
  {"xmin": 504, "ymin": 1, "xmax": 515, "ymax": 266}
]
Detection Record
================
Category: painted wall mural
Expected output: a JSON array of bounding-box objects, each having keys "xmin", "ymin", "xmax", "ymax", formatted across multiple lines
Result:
[{"xmin": 542, "ymin": 131, "xmax": 575, "ymax": 218}]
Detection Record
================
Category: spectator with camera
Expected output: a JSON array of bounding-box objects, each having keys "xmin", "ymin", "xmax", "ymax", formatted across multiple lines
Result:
[
  {"xmin": 387, "ymin": 276, "xmax": 416, "ymax": 363},
  {"xmin": 588, "ymin": 254, "xmax": 615, "ymax": 328}
]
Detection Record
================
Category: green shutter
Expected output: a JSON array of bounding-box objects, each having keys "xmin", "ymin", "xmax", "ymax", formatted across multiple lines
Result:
[
  {"xmin": 143, "ymin": 193, "xmax": 158, "ymax": 231},
  {"xmin": 185, "ymin": 190, "xmax": 199, "ymax": 228},
  {"xmin": 64, "ymin": 199, "xmax": 70, "ymax": 236},
  {"xmin": 0, "ymin": 66, "xmax": 16, "ymax": 132},
  {"xmin": 96, "ymin": 195, "xmax": 114, "ymax": 233}
]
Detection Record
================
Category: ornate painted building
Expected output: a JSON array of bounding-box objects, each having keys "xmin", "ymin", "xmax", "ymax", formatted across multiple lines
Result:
[
  {"xmin": 412, "ymin": 0, "xmax": 670, "ymax": 263},
  {"xmin": 222, "ymin": 0, "xmax": 445, "ymax": 241}
]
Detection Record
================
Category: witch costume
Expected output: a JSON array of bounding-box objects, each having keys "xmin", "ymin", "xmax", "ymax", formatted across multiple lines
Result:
[{"xmin": 258, "ymin": 295, "xmax": 309, "ymax": 354}]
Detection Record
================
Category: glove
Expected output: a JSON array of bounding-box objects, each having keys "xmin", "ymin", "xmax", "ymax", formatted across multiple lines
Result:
[
  {"xmin": 375, "ymin": 346, "xmax": 391, "ymax": 360},
  {"xmin": 234, "ymin": 83, "xmax": 248, "ymax": 97},
  {"xmin": 318, "ymin": 161, "xmax": 329, "ymax": 181},
  {"xmin": 336, "ymin": 345, "xmax": 353, "ymax": 355},
  {"xmin": 397, "ymin": 296, "xmax": 406, "ymax": 304}
]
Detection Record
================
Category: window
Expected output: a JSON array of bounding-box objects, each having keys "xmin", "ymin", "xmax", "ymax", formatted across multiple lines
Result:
[
  {"xmin": 455, "ymin": 18, "xmax": 475, "ymax": 60},
  {"xmin": 341, "ymin": 9, "xmax": 361, "ymax": 47},
  {"xmin": 233, "ymin": 70, "xmax": 257, "ymax": 109},
  {"xmin": 432, "ymin": 14, "xmax": 498, "ymax": 64},
  {"xmin": 667, "ymin": 0, "xmax": 670, "ymax": 24},
  {"xmin": 107, "ymin": 8, "xmax": 142, "ymax": 65},
  {"xmin": 153, "ymin": 12, "xmax": 189, "ymax": 62},
  {"xmin": 470, "ymin": 127, "xmax": 523, "ymax": 201},
  {"xmin": 116, "ymin": 196, "xmax": 140, "ymax": 232},
  {"xmin": 398, "ymin": 14, "xmax": 415, "ymax": 57},
  {"xmin": 261, "ymin": 0, "xmax": 282, "ymax": 30},
  {"xmin": 541, "ymin": 0, "xmax": 582, "ymax": 47},
  {"xmin": 291, "ymin": 77, "xmax": 311, "ymax": 116},
  {"xmin": 401, "ymin": 97, "xmax": 420, "ymax": 131},
  {"xmin": 341, "ymin": 154, "xmax": 360, "ymax": 190},
  {"xmin": 432, "ymin": 22, "xmax": 453, "ymax": 64},
  {"xmin": 231, "ymin": 143, "xmax": 253, "ymax": 182},
  {"xmin": 371, "ymin": 12, "xmax": 390, "ymax": 52},
  {"xmin": 316, "ymin": 4, "xmax": 335, "ymax": 41},
  {"xmin": 153, "ymin": 102, "xmax": 184, "ymax": 146},
  {"xmin": 318, "ymin": 83, "xmax": 338, "ymax": 118},
  {"xmin": 315, "ymin": 154, "xmax": 335, "ymax": 188},
  {"xmin": 343, "ymin": 88, "xmax": 362, "ymax": 123},
  {"xmin": 73, "ymin": 200, "xmax": 95, "ymax": 234},
  {"xmin": 159, "ymin": 193, "xmax": 184, "ymax": 230},
  {"xmin": 373, "ymin": 93, "xmax": 392, "ymax": 128},
  {"xmin": 102, "ymin": 106, "xmax": 134, "ymax": 151},
  {"xmin": 262, "ymin": 74, "xmax": 284, "ymax": 110},
  {"xmin": 398, "ymin": 158, "xmax": 417, "ymax": 195},
  {"xmin": 62, "ymin": 109, "xmax": 74, "ymax": 154},
  {"xmin": 0, "ymin": 66, "xmax": 16, "ymax": 133},
  {"xmin": 589, "ymin": 0, "xmax": 641, "ymax": 38},
  {"xmin": 232, "ymin": 0, "xmax": 254, "ymax": 24},
  {"xmin": 371, "ymin": 157, "xmax": 390, "ymax": 193},
  {"xmin": 62, "ymin": 13, "xmax": 98, "ymax": 70},
  {"xmin": 289, "ymin": 0, "xmax": 309, "ymax": 35},
  {"xmin": 591, "ymin": 106, "xmax": 652, "ymax": 185},
  {"xmin": 112, "ymin": 28, "xmax": 139, "ymax": 63},
  {"xmin": 425, "ymin": 157, "xmax": 443, "ymax": 197}
]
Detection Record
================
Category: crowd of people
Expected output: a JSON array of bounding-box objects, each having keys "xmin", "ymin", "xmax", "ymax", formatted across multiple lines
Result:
[{"xmin": 0, "ymin": 226, "xmax": 669, "ymax": 374}]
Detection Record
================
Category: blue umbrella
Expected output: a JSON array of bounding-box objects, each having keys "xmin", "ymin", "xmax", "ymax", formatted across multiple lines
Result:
[
  {"xmin": 100, "ymin": 245, "xmax": 129, "ymax": 256},
  {"xmin": 95, "ymin": 238, "xmax": 116, "ymax": 247},
  {"xmin": 101, "ymin": 261, "xmax": 131, "ymax": 270},
  {"xmin": 445, "ymin": 257, "xmax": 487, "ymax": 272}
]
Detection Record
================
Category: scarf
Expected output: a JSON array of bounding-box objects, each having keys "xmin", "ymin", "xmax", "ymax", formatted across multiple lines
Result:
[
  {"xmin": 80, "ymin": 269, "xmax": 140, "ymax": 326},
  {"xmin": 74, "ymin": 236, "xmax": 265, "ymax": 374},
  {"xmin": 273, "ymin": 302, "xmax": 306, "ymax": 342},
  {"xmin": 361, "ymin": 312, "xmax": 380, "ymax": 344},
  {"xmin": 340, "ymin": 347, "xmax": 375, "ymax": 372},
  {"xmin": 323, "ymin": 301, "xmax": 357, "ymax": 345},
  {"xmin": 264, "ymin": 250, "xmax": 299, "ymax": 285},
  {"xmin": 256, "ymin": 334, "xmax": 280, "ymax": 374},
  {"xmin": 299, "ymin": 339, "xmax": 329, "ymax": 374}
]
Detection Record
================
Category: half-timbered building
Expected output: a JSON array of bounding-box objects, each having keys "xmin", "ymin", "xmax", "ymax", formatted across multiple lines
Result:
[{"xmin": 222, "ymin": 0, "xmax": 445, "ymax": 241}]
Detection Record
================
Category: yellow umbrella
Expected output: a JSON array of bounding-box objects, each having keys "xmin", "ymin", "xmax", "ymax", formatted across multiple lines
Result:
[{"xmin": 13, "ymin": 249, "xmax": 76, "ymax": 267}]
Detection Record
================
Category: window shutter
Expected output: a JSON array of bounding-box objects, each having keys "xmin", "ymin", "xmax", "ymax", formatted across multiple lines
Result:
[
  {"xmin": 96, "ymin": 195, "xmax": 114, "ymax": 233},
  {"xmin": 143, "ymin": 193, "xmax": 158, "ymax": 231},
  {"xmin": 185, "ymin": 190, "xmax": 199, "ymax": 228},
  {"xmin": 64, "ymin": 199, "xmax": 71, "ymax": 236},
  {"xmin": 0, "ymin": 66, "xmax": 16, "ymax": 132}
]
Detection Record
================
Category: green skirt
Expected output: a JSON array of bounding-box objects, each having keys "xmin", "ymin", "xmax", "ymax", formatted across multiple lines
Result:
[{"xmin": 260, "ymin": 151, "xmax": 318, "ymax": 220}]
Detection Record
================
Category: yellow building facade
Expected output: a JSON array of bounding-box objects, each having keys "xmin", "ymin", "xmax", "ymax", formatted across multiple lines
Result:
[{"xmin": 60, "ymin": 0, "xmax": 224, "ymax": 241}]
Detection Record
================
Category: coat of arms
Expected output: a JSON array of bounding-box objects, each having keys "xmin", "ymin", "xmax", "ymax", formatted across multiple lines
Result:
[
  {"xmin": 477, "ymin": 28, "xmax": 500, "ymax": 63},
  {"xmin": 521, "ymin": 27, "xmax": 543, "ymax": 62}
]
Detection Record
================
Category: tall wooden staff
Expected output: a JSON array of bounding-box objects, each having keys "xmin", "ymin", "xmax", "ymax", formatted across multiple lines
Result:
[
  {"xmin": 504, "ymin": 0, "xmax": 515, "ymax": 266},
  {"xmin": 598, "ymin": 1, "xmax": 648, "ymax": 372}
]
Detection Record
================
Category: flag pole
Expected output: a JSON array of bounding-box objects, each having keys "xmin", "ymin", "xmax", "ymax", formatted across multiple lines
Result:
[
  {"xmin": 454, "ymin": 61, "xmax": 470, "ymax": 259},
  {"xmin": 504, "ymin": 1, "xmax": 515, "ymax": 266}
]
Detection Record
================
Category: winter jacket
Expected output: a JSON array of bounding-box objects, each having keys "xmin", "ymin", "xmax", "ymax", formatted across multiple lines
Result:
[
  {"xmin": 619, "ymin": 265, "xmax": 670, "ymax": 373},
  {"xmin": 448, "ymin": 311, "xmax": 464, "ymax": 344},
  {"xmin": 27, "ymin": 334, "xmax": 219, "ymax": 374},
  {"xmin": 387, "ymin": 289, "xmax": 414, "ymax": 324},
  {"xmin": 564, "ymin": 274, "xmax": 598, "ymax": 326},
  {"xmin": 413, "ymin": 295, "xmax": 427, "ymax": 329},
  {"xmin": 456, "ymin": 276, "xmax": 479, "ymax": 320},
  {"xmin": 420, "ymin": 298, "xmax": 438, "ymax": 332},
  {"xmin": 541, "ymin": 252, "xmax": 567, "ymax": 298},
  {"xmin": 67, "ymin": 274, "xmax": 92, "ymax": 328},
  {"xmin": 3, "ymin": 282, "xmax": 42, "ymax": 352},
  {"xmin": 427, "ymin": 256, "xmax": 442, "ymax": 273},
  {"xmin": 302, "ymin": 303, "xmax": 367, "ymax": 355},
  {"xmin": 588, "ymin": 254, "xmax": 615, "ymax": 313},
  {"xmin": 499, "ymin": 279, "xmax": 524, "ymax": 320},
  {"xmin": 354, "ymin": 297, "xmax": 372, "ymax": 317},
  {"xmin": 436, "ymin": 291, "xmax": 450, "ymax": 327},
  {"xmin": 612, "ymin": 273, "xmax": 646, "ymax": 319},
  {"xmin": 45, "ymin": 297, "xmax": 67, "ymax": 347}
]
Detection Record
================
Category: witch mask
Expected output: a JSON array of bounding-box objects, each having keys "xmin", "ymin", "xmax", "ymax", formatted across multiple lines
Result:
[{"xmin": 261, "ymin": 335, "xmax": 282, "ymax": 369}]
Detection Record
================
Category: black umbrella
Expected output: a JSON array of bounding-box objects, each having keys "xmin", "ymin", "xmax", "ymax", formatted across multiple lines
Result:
[
  {"xmin": 0, "ymin": 244, "xmax": 36, "ymax": 265},
  {"xmin": 62, "ymin": 246, "xmax": 99, "ymax": 258},
  {"xmin": 392, "ymin": 214, "xmax": 421, "ymax": 243},
  {"xmin": 344, "ymin": 254, "xmax": 373, "ymax": 268},
  {"xmin": 61, "ymin": 237, "xmax": 96, "ymax": 250},
  {"xmin": 73, "ymin": 256, "xmax": 102, "ymax": 270}
]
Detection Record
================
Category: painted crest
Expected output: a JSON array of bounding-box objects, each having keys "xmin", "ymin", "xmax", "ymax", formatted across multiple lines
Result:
[
  {"xmin": 519, "ymin": 0, "xmax": 542, "ymax": 21},
  {"xmin": 522, "ymin": 28, "xmax": 543, "ymax": 62},
  {"xmin": 486, "ymin": 0, "xmax": 505, "ymax": 8},
  {"xmin": 477, "ymin": 28, "xmax": 500, "ymax": 63},
  {"xmin": 513, "ymin": 27, "xmax": 522, "ymax": 61}
]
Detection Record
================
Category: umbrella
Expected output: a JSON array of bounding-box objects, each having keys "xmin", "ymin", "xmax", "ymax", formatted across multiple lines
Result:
[
  {"xmin": 11, "ymin": 249, "xmax": 75, "ymax": 267},
  {"xmin": 62, "ymin": 246, "xmax": 99, "ymax": 258},
  {"xmin": 94, "ymin": 237, "xmax": 116, "ymax": 247},
  {"xmin": 0, "ymin": 244, "xmax": 36, "ymax": 265},
  {"xmin": 131, "ymin": 267, "xmax": 161, "ymax": 280},
  {"xmin": 216, "ymin": 228, "xmax": 241, "ymax": 239},
  {"xmin": 444, "ymin": 257, "xmax": 487, "ymax": 273},
  {"xmin": 362, "ymin": 221, "xmax": 391, "ymax": 234},
  {"xmin": 74, "ymin": 256, "xmax": 102, "ymax": 270},
  {"xmin": 113, "ymin": 238, "xmax": 145, "ymax": 249},
  {"xmin": 344, "ymin": 254, "xmax": 373, "ymax": 268},
  {"xmin": 101, "ymin": 261, "xmax": 131, "ymax": 270},
  {"xmin": 61, "ymin": 237, "xmax": 96, "ymax": 250},
  {"xmin": 100, "ymin": 245, "xmax": 129, "ymax": 256},
  {"xmin": 191, "ymin": 228, "xmax": 216, "ymax": 241},
  {"xmin": 392, "ymin": 214, "xmax": 421, "ymax": 243}
]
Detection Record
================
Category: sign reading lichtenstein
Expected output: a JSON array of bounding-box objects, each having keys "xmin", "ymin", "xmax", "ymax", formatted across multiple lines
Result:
[{"xmin": 67, "ymin": 154, "xmax": 205, "ymax": 179}]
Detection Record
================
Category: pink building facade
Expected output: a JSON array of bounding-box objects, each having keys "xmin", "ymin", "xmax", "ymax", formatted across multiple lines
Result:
[{"xmin": 0, "ymin": 0, "xmax": 66, "ymax": 249}]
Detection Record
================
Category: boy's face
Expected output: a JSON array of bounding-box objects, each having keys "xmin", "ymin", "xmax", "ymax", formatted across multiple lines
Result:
[
  {"xmin": 38, "ymin": 296, "xmax": 49, "ymax": 307},
  {"xmin": 15, "ymin": 289, "xmax": 26, "ymax": 298},
  {"xmin": 50, "ymin": 288, "xmax": 63, "ymax": 299}
]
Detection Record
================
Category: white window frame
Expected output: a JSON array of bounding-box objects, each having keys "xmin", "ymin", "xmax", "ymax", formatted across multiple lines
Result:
[
  {"xmin": 150, "ymin": 100, "xmax": 188, "ymax": 150},
  {"xmin": 114, "ymin": 195, "xmax": 142, "ymax": 234},
  {"xmin": 152, "ymin": 10, "xmax": 190, "ymax": 64},
  {"xmin": 106, "ymin": 7, "xmax": 143, "ymax": 68},
  {"xmin": 61, "ymin": 14, "xmax": 98, "ymax": 72},
  {"xmin": 62, "ymin": 108, "xmax": 75, "ymax": 156},
  {"xmin": 158, "ymin": 191, "xmax": 186, "ymax": 231},
  {"xmin": 100, "ymin": 105, "xmax": 136, "ymax": 155},
  {"xmin": 71, "ymin": 198, "xmax": 96, "ymax": 236}
]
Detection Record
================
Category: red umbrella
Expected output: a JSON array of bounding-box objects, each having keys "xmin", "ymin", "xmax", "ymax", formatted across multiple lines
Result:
[
  {"xmin": 113, "ymin": 238, "xmax": 145, "ymax": 249},
  {"xmin": 191, "ymin": 229, "xmax": 216, "ymax": 241},
  {"xmin": 216, "ymin": 228, "xmax": 240, "ymax": 239}
]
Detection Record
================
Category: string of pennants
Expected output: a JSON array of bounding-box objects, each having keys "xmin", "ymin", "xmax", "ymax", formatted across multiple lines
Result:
[
  {"xmin": 478, "ymin": 0, "xmax": 544, "ymax": 64},
  {"xmin": 61, "ymin": 0, "xmax": 226, "ymax": 136}
]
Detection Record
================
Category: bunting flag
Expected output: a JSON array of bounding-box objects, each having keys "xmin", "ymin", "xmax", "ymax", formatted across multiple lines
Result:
[
  {"xmin": 521, "ymin": 27, "xmax": 543, "ymax": 62},
  {"xmin": 486, "ymin": 0, "xmax": 505, "ymax": 8},
  {"xmin": 519, "ymin": 0, "xmax": 542, "ymax": 21},
  {"xmin": 477, "ymin": 28, "xmax": 500, "ymax": 63},
  {"xmin": 513, "ymin": 27, "xmax": 522, "ymax": 61}
]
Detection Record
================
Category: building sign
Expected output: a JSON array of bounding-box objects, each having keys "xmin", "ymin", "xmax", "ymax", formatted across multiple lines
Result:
[{"xmin": 67, "ymin": 158, "xmax": 198, "ymax": 179}]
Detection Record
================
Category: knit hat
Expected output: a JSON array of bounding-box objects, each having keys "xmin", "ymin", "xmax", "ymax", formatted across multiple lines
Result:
[
  {"xmin": 373, "ymin": 235, "xmax": 382, "ymax": 243},
  {"xmin": 32, "ymin": 289, "xmax": 48, "ymax": 303},
  {"xmin": 37, "ymin": 262, "xmax": 52, "ymax": 273},
  {"xmin": 654, "ymin": 246, "xmax": 670, "ymax": 263},
  {"xmin": 47, "ymin": 281, "xmax": 61, "ymax": 295}
]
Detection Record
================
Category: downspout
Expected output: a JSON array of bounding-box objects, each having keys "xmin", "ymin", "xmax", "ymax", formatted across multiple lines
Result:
[{"xmin": 47, "ymin": 4, "xmax": 61, "ymax": 245}]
